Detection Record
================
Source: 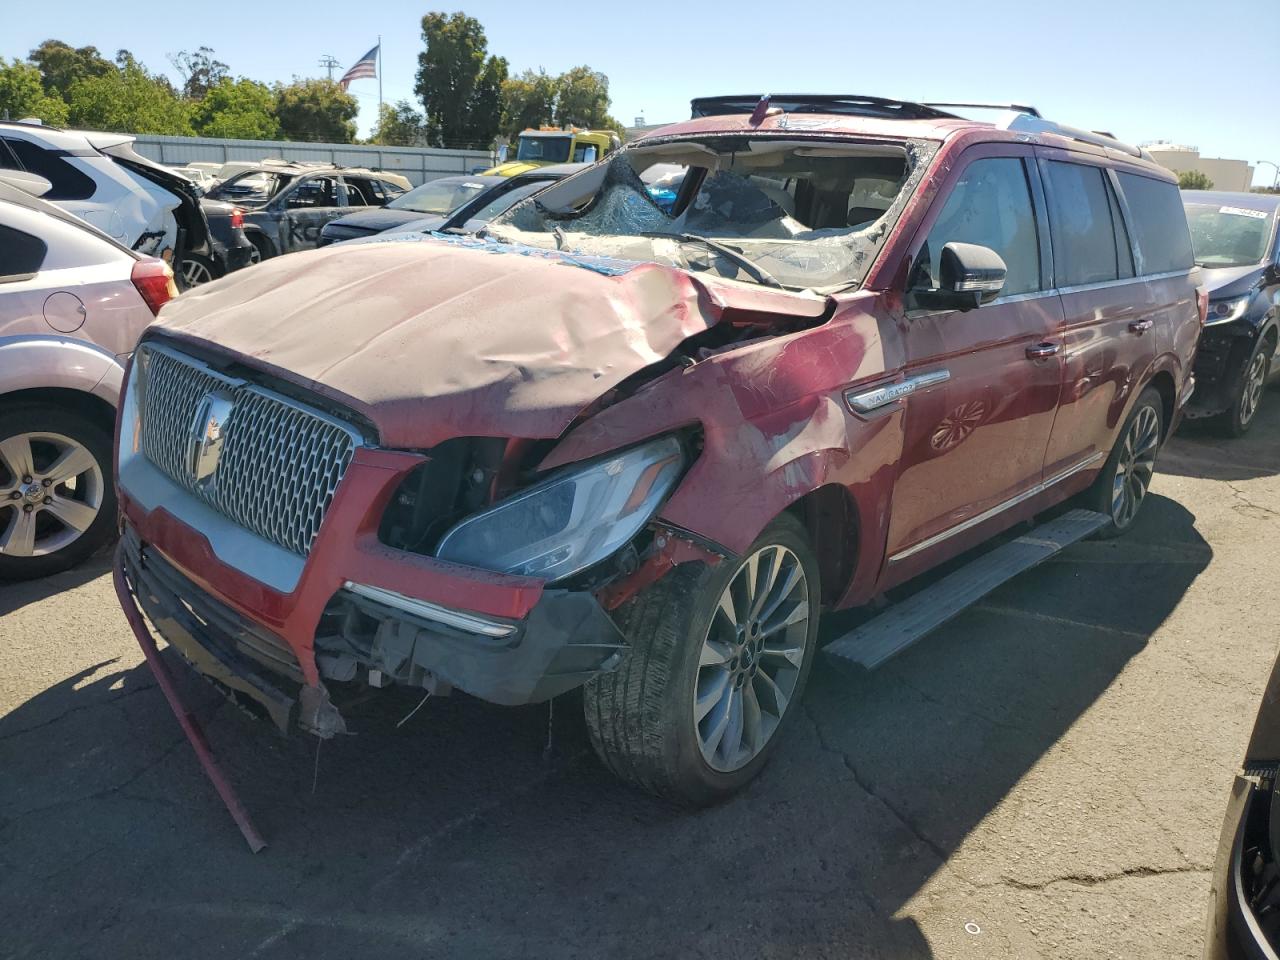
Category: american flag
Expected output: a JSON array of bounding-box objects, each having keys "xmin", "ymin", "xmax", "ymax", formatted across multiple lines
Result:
[{"xmin": 339, "ymin": 45, "xmax": 379, "ymax": 89}]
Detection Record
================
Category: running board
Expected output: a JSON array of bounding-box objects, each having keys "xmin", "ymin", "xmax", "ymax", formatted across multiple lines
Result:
[{"xmin": 826, "ymin": 509, "xmax": 1110, "ymax": 670}]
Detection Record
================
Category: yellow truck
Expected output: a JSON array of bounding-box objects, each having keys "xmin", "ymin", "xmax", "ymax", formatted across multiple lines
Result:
[{"xmin": 483, "ymin": 127, "xmax": 620, "ymax": 177}]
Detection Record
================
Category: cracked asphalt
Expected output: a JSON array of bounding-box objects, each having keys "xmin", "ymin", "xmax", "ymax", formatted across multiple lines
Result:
[{"xmin": 3, "ymin": 397, "xmax": 1280, "ymax": 959}]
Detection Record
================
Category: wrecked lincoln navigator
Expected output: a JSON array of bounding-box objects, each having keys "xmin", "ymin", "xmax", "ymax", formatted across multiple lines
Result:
[{"xmin": 115, "ymin": 94, "xmax": 1201, "ymax": 816}]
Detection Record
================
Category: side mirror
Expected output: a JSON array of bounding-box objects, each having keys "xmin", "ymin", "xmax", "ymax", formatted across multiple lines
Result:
[{"xmin": 912, "ymin": 241, "xmax": 1007, "ymax": 312}]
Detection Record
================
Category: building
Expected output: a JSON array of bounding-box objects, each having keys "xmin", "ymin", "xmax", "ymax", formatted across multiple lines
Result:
[{"xmin": 1142, "ymin": 143, "xmax": 1255, "ymax": 192}]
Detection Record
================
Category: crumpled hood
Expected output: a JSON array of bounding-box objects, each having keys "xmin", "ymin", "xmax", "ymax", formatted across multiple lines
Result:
[{"xmin": 149, "ymin": 235, "xmax": 823, "ymax": 448}]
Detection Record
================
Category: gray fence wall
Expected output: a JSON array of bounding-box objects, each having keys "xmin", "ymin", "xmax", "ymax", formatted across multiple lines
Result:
[{"xmin": 128, "ymin": 134, "xmax": 494, "ymax": 186}]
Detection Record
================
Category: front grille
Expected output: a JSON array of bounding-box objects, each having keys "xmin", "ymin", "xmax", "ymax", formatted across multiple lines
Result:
[{"xmin": 138, "ymin": 343, "xmax": 360, "ymax": 556}]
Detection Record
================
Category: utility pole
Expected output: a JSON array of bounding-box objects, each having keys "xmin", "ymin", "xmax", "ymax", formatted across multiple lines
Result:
[{"xmin": 318, "ymin": 55, "xmax": 339, "ymax": 81}]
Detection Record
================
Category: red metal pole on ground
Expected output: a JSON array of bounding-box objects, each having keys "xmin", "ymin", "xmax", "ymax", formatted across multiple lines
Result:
[{"xmin": 113, "ymin": 545, "xmax": 267, "ymax": 853}]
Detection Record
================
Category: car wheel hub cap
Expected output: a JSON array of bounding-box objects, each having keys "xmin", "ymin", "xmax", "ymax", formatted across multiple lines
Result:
[
  {"xmin": 0, "ymin": 432, "xmax": 103, "ymax": 558},
  {"xmin": 693, "ymin": 543, "xmax": 811, "ymax": 773},
  {"xmin": 1241, "ymin": 354, "xmax": 1267, "ymax": 424},
  {"xmin": 1110, "ymin": 406, "xmax": 1159, "ymax": 528}
]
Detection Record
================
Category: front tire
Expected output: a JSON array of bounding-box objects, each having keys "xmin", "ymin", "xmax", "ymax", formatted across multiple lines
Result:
[
  {"xmin": 1214, "ymin": 336, "xmax": 1272, "ymax": 438},
  {"xmin": 1083, "ymin": 386, "xmax": 1163, "ymax": 539},
  {"xmin": 0, "ymin": 405, "xmax": 116, "ymax": 581},
  {"xmin": 584, "ymin": 514, "xmax": 820, "ymax": 805}
]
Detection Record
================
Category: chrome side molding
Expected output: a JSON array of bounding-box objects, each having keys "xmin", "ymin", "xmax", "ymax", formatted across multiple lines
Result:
[{"xmin": 845, "ymin": 369, "xmax": 950, "ymax": 414}]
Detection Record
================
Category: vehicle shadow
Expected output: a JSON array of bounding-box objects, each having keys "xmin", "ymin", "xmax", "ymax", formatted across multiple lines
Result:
[
  {"xmin": 0, "ymin": 549, "xmax": 113, "ymax": 618},
  {"xmin": 1164, "ymin": 385, "xmax": 1280, "ymax": 481},
  {"xmin": 0, "ymin": 495, "xmax": 1210, "ymax": 960}
]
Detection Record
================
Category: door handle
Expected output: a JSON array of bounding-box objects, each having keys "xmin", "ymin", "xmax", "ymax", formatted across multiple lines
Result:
[
  {"xmin": 1128, "ymin": 319, "xmax": 1154, "ymax": 334},
  {"xmin": 1026, "ymin": 342, "xmax": 1061, "ymax": 360}
]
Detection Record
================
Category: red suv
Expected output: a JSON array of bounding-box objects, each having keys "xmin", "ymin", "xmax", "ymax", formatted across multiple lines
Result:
[{"xmin": 115, "ymin": 95, "xmax": 1201, "ymax": 811}]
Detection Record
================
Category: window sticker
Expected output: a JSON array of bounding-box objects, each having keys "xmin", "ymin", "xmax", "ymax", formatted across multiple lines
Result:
[{"xmin": 1219, "ymin": 206, "xmax": 1268, "ymax": 220}]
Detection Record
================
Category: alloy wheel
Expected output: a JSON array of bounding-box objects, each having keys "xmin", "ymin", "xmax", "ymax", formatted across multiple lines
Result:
[
  {"xmin": 1240, "ymin": 352, "xmax": 1268, "ymax": 426},
  {"xmin": 181, "ymin": 258, "xmax": 214, "ymax": 287},
  {"xmin": 0, "ymin": 432, "xmax": 103, "ymax": 558},
  {"xmin": 1110, "ymin": 405, "xmax": 1160, "ymax": 528},
  {"xmin": 693, "ymin": 544, "xmax": 811, "ymax": 773}
]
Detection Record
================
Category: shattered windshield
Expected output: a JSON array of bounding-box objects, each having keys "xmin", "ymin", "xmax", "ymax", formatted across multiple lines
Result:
[
  {"xmin": 207, "ymin": 171, "xmax": 289, "ymax": 205},
  {"xmin": 485, "ymin": 136, "xmax": 936, "ymax": 292}
]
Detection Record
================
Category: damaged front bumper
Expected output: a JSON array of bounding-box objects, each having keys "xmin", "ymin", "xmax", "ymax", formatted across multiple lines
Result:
[{"xmin": 117, "ymin": 522, "xmax": 628, "ymax": 739}]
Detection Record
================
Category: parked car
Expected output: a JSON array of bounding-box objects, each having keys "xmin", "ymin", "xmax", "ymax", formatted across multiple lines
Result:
[
  {"xmin": 320, "ymin": 165, "xmax": 587, "ymax": 246},
  {"xmin": 202, "ymin": 162, "xmax": 410, "ymax": 260},
  {"xmin": 114, "ymin": 94, "xmax": 1201, "ymax": 809},
  {"xmin": 169, "ymin": 165, "xmax": 217, "ymax": 193},
  {"xmin": 1180, "ymin": 190, "xmax": 1280, "ymax": 436},
  {"xmin": 0, "ymin": 174, "xmax": 175, "ymax": 579},
  {"xmin": 1205, "ymin": 651, "xmax": 1280, "ymax": 959},
  {"xmin": 0, "ymin": 122, "xmax": 214, "ymax": 285},
  {"xmin": 185, "ymin": 198, "xmax": 257, "ymax": 287}
]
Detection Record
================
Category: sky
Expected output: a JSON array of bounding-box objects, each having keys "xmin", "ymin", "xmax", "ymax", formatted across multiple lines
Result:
[{"xmin": 3, "ymin": 0, "xmax": 1277, "ymax": 185}]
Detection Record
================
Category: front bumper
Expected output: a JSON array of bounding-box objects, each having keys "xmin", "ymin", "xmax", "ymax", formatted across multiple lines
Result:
[
  {"xmin": 1188, "ymin": 323, "xmax": 1258, "ymax": 418},
  {"xmin": 117, "ymin": 510, "xmax": 627, "ymax": 734}
]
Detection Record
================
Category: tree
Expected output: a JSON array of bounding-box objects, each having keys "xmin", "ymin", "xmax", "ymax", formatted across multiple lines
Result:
[
  {"xmin": 28, "ymin": 40, "xmax": 112, "ymax": 99},
  {"xmin": 273, "ymin": 78, "xmax": 357, "ymax": 143},
  {"xmin": 1177, "ymin": 169, "xmax": 1214, "ymax": 190},
  {"xmin": 499, "ymin": 68, "xmax": 557, "ymax": 140},
  {"xmin": 66, "ymin": 60, "xmax": 192, "ymax": 135},
  {"xmin": 554, "ymin": 66, "xmax": 620, "ymax": 133},
  {"xmin": 0, "ymin": 57, "xmax": 68, "ymax": 125},
  {"xmin": 369, "ymin": 100, "xmax": 427, "ymax": 146},
  {"xmin": 169, "ymin": 47, "xmax": 229, "ymax": 101},
  {"xmin": 192, "ymin": 77, "xmax": 279, "ymax": 140},
  {"xmin": 414, "ymin": 11, "xmax": 505, "ymax": 148}
]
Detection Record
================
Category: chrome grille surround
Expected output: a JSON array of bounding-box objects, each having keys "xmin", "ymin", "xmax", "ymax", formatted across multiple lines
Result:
[{"xmin": 137, "ymin": 342, "xmax": 363, "ymax": 556}]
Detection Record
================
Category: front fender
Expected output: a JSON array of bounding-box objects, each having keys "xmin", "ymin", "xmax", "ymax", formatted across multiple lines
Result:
[{"xmin": 0, "ymin": 335, "xmax": 125, "ymax": 408}]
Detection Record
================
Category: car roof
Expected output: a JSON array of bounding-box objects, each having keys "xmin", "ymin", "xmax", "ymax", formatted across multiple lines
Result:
[
  {"xmin": 637, "ymin": 101, "xmax": 1171, "ymax": 179},
  {"xmin": 1181, "ymin": 190, "xmax": 1280, "ymax": 211},
  {"xmin": 0, "ymin": 180, "xmax": 139, "ymax": 256},
  {"xmin": 521, "ymin": 162, "xmax": 591, "ymax": 178}
]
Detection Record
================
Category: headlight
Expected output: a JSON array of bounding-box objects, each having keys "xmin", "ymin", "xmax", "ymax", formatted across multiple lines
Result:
[
  {"xmin": 435, "ymin": 436, "xmax": 685, "ymax": 582},
  {"xmin": 1206, "ymin": 295, "xmax": 1251, "ymax": 326}
]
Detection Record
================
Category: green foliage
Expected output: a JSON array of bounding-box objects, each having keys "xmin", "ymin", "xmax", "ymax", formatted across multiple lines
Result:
[
  {"xmin": 0, "ymin": 57, "xmax": 68, "ymax": 125},
  {"xmin": 1177, "ymin": 169, "xmax": 1214, "ymax": 191},
  {"xmin": 414, "ymin": 11, "xmax": 506, "ymax": 148},
  {"xmin": 169, "ymin": 47, "xmax": 229, "ymax": 101},
  {"xmin": 369, "ymin": 100, "xmax": 427, "ymax": 146},
  {"xmin": 192, "ymin": 77, "xmax": 279, "ymax": 140},
  {"xmin": 499, "ymin": 69, "xmax": 557, "ymax": 139},
  {"xmin": 28, "ymin": 40, "xmax": 112, "ymax": 99},
  {"xmin": 554, "ymin": 66, "xmax": 614, "ymax": 130},
  {"xmin": 273, "ymin": 78, "xmax": 358, "ymax": 143},
  {"xmin": 66, "ymin": 60, "xmax": 192, "ymax": 135}
]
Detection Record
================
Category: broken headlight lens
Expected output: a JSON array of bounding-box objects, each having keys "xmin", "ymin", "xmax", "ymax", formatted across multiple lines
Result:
[{"xmin": 435, "ymin": 436, "xmax": 685, "ymax": 582}]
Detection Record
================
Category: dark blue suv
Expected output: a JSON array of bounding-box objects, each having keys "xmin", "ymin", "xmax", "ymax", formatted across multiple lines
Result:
[{"xmin": 1182, "ymin": 190, "xmax": 1280, "ymax": 436}]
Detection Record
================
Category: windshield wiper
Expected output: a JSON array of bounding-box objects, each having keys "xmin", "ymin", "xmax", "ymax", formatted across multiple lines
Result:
[{"xmin": 645, "ymin": 232, "xmax": 784, "ymax": 289}]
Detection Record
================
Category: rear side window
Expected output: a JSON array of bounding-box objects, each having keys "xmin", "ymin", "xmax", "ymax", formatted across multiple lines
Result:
[
  {"xmin": 1044, "ymin": 161, "xmax": 1119, "ymax": 286},
  {"xmin": 1116, "ymin": 173, "xmax": 1195, "ymax": 275},
  {"xmin": 917, "ymin": 157, "xmax": 1042, "ymax": 296},
  {"xmin": 0, "ymin": 224, "xmax": 49, "ymax": 281},
  {"xmin": 2, "ymin": 137, "xmax": 96, "ymax": 202}
]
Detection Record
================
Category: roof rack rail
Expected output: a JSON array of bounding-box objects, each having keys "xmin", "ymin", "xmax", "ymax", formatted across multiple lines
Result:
[
  {"xmin": 924, "ymin": 101, "xmax": 1042, "ymax": 118},
  {"xmin": 925, "ymin": 102, "xmax": 1147, "ymax": 160},
  {"xmin": 999, "ymin": 114, "xmax": 1148, "ymax": 160},
  {"xmin": 690, "ymin": 94, "xmax": 959, "ymax": 122}
]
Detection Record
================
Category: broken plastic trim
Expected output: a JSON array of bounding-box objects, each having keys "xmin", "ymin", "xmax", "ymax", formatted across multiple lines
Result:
[{"xmin": 342, "ymin": 582, "xmax": 518, "ymax": 638}]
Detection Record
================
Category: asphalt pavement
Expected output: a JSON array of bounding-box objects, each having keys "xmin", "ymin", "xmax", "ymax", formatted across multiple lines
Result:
[{"xmin": 2, "ymin": 395, "xmax": 1279, "ymax": 959}]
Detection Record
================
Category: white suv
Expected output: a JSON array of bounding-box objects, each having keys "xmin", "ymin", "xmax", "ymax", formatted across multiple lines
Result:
[{"xmin": 0, "ymin": 122, "xmax": 212, "ymax": 276}]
